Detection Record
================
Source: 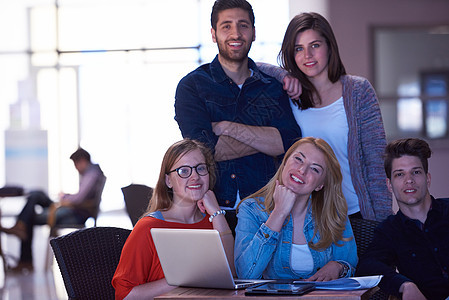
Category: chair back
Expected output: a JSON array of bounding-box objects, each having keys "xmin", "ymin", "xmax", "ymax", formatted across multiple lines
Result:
[
  {"xmin": 351, "ymin": 218, "xmax": 380, "ymax": 258},
  {"xmin": 121, "ymin": 184, "xmax": 153, "ymax": 226},
  {"xmin": 224, "ymin": 209, "xmax": 237, "ymax": 237},
  {"xmin": 90, "ymin": 175, "xmax": 107, "ymax": 223},
  {"xmin": 50, "ymin": 226, "xmax": 131, "ymax": 299},
  {"xmin": 351, "ymin": 218, "xmax": 390, "ymax": 300}
]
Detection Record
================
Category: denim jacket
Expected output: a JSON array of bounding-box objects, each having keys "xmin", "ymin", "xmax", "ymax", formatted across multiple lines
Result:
[
  {"xmin": 234, "ymin": 197, "xmax": 358, "ymax": 279},
  {"xmin": 175, "ymin": 55, "xmax": 301, "ymax": 207}
]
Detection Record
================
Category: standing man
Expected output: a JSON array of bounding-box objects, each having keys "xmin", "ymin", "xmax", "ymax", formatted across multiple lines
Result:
[
  {"xmin": 0, "ymin": 148, "xmax": 106, "ymax": 272},
  {"xmin": 356, "ymin": 138, "xmax": 449, "ymax": 300},
  {"xmin": 175, "ymin": 0, "xmax": 301, "ymax": 208}
]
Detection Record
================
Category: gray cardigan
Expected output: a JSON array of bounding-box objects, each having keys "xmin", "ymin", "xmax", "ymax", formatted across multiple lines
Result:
[{"xmin": 341, "ymin": 75, "xmax": 391, "ymax": 221}]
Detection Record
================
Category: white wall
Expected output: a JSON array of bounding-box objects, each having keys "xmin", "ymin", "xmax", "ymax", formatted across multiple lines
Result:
[{"xmin": 289, "ymin": 0, "xmax": 328, "ymax": 19}]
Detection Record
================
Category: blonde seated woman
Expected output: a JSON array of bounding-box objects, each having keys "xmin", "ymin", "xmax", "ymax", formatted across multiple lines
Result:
[
  {"xmin": 235, "ymin": 137, "xmax": 357, "ymax": 281},
  {"xmin": 112, "ymin": 139, "xmax": 234, "ymax": 299}
]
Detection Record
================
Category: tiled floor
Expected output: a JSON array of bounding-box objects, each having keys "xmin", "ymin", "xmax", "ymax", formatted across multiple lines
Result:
[{"xmin": 0, "ymin": 200, "xmax": 132, "ymax": 300}]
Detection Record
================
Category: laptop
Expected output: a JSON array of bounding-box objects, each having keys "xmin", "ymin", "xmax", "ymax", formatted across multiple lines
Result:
[{"xmin": 151, "ymin": 228, "xmax": 273, "ymax": 289}]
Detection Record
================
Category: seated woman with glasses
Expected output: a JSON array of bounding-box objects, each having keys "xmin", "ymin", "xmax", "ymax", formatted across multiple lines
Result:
[
  {"xmin": 112, "ymin": 139, "xmax": 234, "ymax": 300},
  {"xmin": 235, "ymin": 137, "xmax": 357, "ymax": 281}
]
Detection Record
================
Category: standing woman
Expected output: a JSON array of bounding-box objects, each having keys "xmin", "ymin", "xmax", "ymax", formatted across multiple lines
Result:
[
  {"xmin": 112, "ymin": 139, "xmax": 234, "ymax": 300},
  {"xmin": 262, "ymin": 12, "xmax": 391, "ymax": 221},
  {"xmin": 235, "ymin": 137, "xmax": 357, "ymax": 280}
]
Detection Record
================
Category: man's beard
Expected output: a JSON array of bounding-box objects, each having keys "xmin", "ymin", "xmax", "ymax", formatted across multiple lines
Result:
[{"xmin": 216, "ymin": 39, "xmax": 252, "ymax": 63}]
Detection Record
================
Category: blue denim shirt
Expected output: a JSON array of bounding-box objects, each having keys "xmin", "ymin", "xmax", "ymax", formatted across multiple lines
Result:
[
  {"xmin": 175, "ymin": 56, "xmax": 301, "ymax": 207},
  {"xmin": 234, "ymin": 197, "xmax": 358, "ymax": 279}
]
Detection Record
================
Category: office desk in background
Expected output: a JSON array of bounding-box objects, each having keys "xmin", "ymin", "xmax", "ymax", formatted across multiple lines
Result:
[{"xmin": 156, "ymin": 286, "xmax": 379, "ymax": 300}]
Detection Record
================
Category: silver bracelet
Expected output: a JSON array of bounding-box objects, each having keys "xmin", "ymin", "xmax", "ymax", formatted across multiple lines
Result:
[
  {"xmin": 209, "ymin": 209, "xmax": 226, "ymax": 222},
  {"xmin": 337, "ymin": 261, "xmax": 350, "ymax": 278}
]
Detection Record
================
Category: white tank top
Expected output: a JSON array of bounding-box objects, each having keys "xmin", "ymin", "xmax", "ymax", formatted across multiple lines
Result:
[
  {"xmin": 290, "ymin": 97, "xmax": 360, "ymax": 215},
  {"xmin": 291, "ymin": 243, "xmax": 314, "ymax": 273}
]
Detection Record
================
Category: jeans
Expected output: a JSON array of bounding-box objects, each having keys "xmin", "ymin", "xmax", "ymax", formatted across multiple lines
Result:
[{"xmin": 18, "ymin": 191, "xmax": 87, "ymax": 263}]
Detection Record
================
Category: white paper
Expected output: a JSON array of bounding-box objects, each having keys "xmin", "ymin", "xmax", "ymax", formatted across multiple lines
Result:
[{"xmin": 293, "ymin": 275, "xmax": 382, "ymax": 290}]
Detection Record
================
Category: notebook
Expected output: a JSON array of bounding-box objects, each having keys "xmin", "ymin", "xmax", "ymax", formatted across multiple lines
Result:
[{"xmin": 151, "ymin": 228, "xmax": 273, "ymax": 289}]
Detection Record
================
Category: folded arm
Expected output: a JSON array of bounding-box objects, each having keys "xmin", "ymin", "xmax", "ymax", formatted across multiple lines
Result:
[
  {"xmin": 214, "ymin": 135, "xmax": 258, "ymax": 162},
  {"xmin": 212, "ymin": 121, "xmax": 284, "ymax": 159},
  {"xmin": 175, "ymin": 67, "xmax": 300, "ymax": 162}
]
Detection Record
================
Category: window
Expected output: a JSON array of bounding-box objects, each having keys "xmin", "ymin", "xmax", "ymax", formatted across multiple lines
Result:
[
  {"xmin": 422, "ymin": 72, "xmax": 449, "ymax": 139},
  {"xmin": 0, "ymin": 0, "xmax": 289, "ymax": 210},
  {"xmin": 374, "ymin": 26, "xmax": 449, "ymax": 141}
]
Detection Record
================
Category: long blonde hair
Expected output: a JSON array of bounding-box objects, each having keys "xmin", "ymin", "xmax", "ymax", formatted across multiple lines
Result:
[
  {"xmin": 146, "ymin": 139, "xmax": 216, "ymax": 213},
  {"xmin": 244, "ymin": 137, "xmax": 349, "ymax": 250}
]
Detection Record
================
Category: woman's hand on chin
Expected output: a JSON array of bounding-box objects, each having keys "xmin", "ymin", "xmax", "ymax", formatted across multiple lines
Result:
[
  {"xmin": 197, "ymin": 190, "xmax": 220, "ymax": 216},
  {"xmin": 273, "ymin": 180, "xmax": 296, "ymax": 216}
]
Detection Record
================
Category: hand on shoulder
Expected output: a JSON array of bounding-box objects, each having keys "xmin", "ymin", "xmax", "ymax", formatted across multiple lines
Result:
[{"xmin": 282, "ymin": 75, "xmax": 302, "ymax": 100}]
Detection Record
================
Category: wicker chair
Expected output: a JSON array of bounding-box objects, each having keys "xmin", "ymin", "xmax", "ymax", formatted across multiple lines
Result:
[
  {"xmin": 50, "ymin": 226, "xmax": 131, "ymax": 299},
  {"xmin": 351, "ymin": 218, "xmax": 380, "ymax": 258},
  {"xmin": 351, "ymin": 218, "xmax": 389, "ymax": 300}
]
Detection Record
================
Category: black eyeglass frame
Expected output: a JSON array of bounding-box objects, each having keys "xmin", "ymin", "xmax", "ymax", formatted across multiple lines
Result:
[{"xmin": 167, "ymin": 163, "xmax": 209, "ymax": 178}]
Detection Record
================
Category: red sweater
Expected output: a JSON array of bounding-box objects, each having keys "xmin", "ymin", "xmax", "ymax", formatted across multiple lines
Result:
[{"xmin": 112, "ymin": 214, "xmax": 212, "ymax": 299}]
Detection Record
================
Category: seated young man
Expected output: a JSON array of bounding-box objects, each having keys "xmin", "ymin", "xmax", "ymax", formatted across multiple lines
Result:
[
  {"xmin": 356, "ymin": 138, "xmax": 449, "ymax": 300},
  {"xmin": 0, "ymin": 148, "xmax": 106, "ymax": 272}
]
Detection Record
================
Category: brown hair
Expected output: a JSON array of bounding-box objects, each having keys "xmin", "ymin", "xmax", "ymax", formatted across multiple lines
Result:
[
  {"xmin": 278, "ymin": 12, "xmax": 346, "ymax": 109},
  {"xmin": 146, "ymin": 139, "xmax": 216, "ymax": 213},
  {"xmin": 384, "ymin": 138, "xmax": 432, "ymax": 179},
  {"xmin": 211, "ymin": 0, "xmax": 255, "ymax": 30},
  {"xmin": 70, "ymin": 147, "xmax": 91, "ymax": 162}
]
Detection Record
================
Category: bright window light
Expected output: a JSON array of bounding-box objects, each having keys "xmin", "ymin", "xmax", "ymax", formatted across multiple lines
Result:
[
  {"xmin": 397, "ymin": 98, "xmax": 423, "ymax": 132},
  {"xmin": 0, "ymin": 0, "xmax": 290, "ymax": 211}
]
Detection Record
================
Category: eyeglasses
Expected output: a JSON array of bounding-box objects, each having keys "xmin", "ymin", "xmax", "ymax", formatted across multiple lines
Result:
[{"xmin": 167, "ymin": 163, "xmax": 209, "ymax": 178}]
